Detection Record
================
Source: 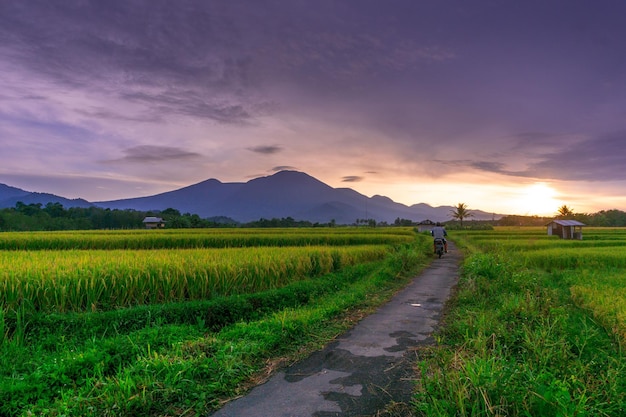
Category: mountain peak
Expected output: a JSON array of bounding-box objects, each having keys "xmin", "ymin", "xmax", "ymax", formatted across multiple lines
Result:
[
  {"xmin": 255, "ymin": 170, "xmax": 315, "ymax": 181},
  {"xmin": 371, "ymin": 195, "xmax": 394, "ymax": 203},
  {"xmin": 247, "ymin": 170, "xmax": 332, "ymax": 190},
  {"xmin": 0, "ymin": 183, "xmax": 31, "ymax": 198},
  {"xmin": 1, "ymin": 172, "xmax": 504, "ymax": 223}
]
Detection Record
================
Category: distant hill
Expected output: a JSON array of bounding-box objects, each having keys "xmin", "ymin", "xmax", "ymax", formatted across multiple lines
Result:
[
  {"xmin": 1, "ymin": 171, "xmax": 501, "ymax": 224},
  {"xmin": 0, "ymin": 183, "xmax": 30, "ymax": 202},
  {"xmin": 94, "ymin": 178, "xmax": 242, "ymax": 216},
  {"xmin": 96, "ymin": 170, "xmax": 500, "ymax": 224},
  {"xmin": 0, "ymin": 184, "xmax": 92, "ymax": 209}
]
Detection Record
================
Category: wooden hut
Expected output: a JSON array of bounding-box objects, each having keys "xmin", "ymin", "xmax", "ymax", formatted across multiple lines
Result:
[
  {"xmin": 546, "ymin": 219, "xmax": 585, "ymax": 240},
  {"xmin": 142, "ymin": 216, "xmax": 165, "ymax": 229},
  {"xmin": 417, "ymin": 219, "xmax": 436, "ymax": 233}
]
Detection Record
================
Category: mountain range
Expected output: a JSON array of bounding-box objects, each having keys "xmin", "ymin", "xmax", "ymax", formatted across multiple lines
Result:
[
  {"xmin": 0, "ymin": 183, "xmax": 92, "ymax": 209},
  {"xmin": 0, "ymin": 170, "xmax": 501, "ymax": 224}
]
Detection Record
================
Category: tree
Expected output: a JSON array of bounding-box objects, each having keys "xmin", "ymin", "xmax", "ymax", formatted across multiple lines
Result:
[
  {"xmin": 16, "ymin": 202, "xmax": 44, "ymax": 216},
  {"xmin": 557, "ymin": 205, "xmax": 574, "ymax": 218},
  {"xmin": 44, "ymin": 202, "xmax": 66, "ymax": 218},
  {"xmin": 450, "ymin": 203, "xmax": 473, "ymax": 227},
  {"xmin": 161, "ymin": 208, "xmax": 181, "ymax": 218},
  {"xmin": 593, "ymin": 209, "xmax": 626, "ymax": 227},
  {"xmin": 394, "ymin": 217, "xmax": 413, "ymax": 226}
]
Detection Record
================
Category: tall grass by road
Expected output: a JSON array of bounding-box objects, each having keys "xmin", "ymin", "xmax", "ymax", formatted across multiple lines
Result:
[{"xmin": 414, "ymin": 227, "xmax": 626, "ymax": 416}]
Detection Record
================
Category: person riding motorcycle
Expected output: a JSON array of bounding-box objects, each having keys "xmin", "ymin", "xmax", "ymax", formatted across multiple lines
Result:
[{"xmin": 431, "ymin": 222, "xmax": 448, "ymax": 253}]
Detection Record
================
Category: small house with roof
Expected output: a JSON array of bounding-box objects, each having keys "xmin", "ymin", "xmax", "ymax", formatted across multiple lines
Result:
[
  {"xmin": 417, "ymin": 219, "xmax": 437, "ymax": 233},
  {"xmin": 546, "ymin": 219, "xmax": 585, "ymax": 240},
  {"xmin": 142, "ymin": 216, "xmax": 165, "ymax": 229}
]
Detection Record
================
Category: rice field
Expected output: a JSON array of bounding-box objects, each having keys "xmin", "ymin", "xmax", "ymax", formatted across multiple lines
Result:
[
  {"xmin": 414, "ymin": 226, "xmax": 626, "ymax": 416},
  {"xmin": 569, "ymin": 269, "xmax": 626, "ymax": 342},
  {"xmin": 0, "ymin": 227, "xmax": 415, "ymax": 250},
  {"xmin": 455, "ymin": 226, "xmax": 626, "ymax": 346},
  {"xmin": 0, "ymin": 245, "xmax": 389, "ymax": 313},
  {"xmin": 0, "ymin": 228, "xmax": 413, "ymax": 314},
  {"xmin": 0, "ymin": 227, "xmax": 428, "ymax": 416}
]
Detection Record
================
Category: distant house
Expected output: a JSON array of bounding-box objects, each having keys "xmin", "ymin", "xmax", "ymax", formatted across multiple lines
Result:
[
  {"xmin": 142, "ymin": 216, "xmax": 165, "ymax": 229},
  {"xmin": 417, "ymin": 219, "xmax": 436, "ymax": 233},
  {"xmin": 547, "ymin": 219, "xmax": 585, "ymax": 240}
]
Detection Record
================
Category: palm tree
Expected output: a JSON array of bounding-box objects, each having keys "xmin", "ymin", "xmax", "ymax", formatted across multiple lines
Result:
[
  {"xmin": 451, "ymin": 203, "xmax": 473, "ymax": 227},
  {"xmin": 557, "ymin": 205, "xmax": 574, "ymax": 219}
]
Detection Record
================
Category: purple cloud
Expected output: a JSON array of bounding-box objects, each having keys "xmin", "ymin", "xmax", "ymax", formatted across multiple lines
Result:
[
  {"xmin": 248, "ymin": 145, "xmax": 283, "ymax": 155},
  {"xmin": 106, "ymin": 146, "xmax": 202, "ymax": 164},
  {"xmin": 342, "ymin": 176, "xmax": 364, "ymax": 183}
]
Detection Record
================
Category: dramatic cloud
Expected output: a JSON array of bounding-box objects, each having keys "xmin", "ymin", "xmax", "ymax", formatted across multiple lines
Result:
[
  {"xmin": 525, "ymin": 133, "xmax": 626, "ymax": 181},
  {"xmin": 453, "ymin": 133, "xmax": 626, "ymax": 183},
  {"xmin": 342, "ymin": 176, "xmax": 364, "ymax": 183},
  {"xmin": 121, "ymin": 91, "xmax": 257, "ymax": 125},
  {"xmin": 271, "ymin": 166, "xmax": 298, "ymax": 172},
  {"xmin": 1, "ymin": 0, "xmax": 625, "ymax": 214},
  {"xmin": 248, "ymin": 145, "xmax": 283, "ymax": 155},
  {"xmin": 75, "ymin": 107, "xmax": 162, "ymax": 123},
  {"xmin": 107, "ymin": 146, "xmax": 202, "ymax": 164},
  {"xmin": 468, "ymin": 162, "xmax": 510, "ymax": 175}
]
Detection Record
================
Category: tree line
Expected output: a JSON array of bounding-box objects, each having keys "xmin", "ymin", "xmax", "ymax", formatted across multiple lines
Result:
[
  {"xmin": 497, "ymin": 209, "xmax": 626, "ymax": 227},
  {"xmin": 2, "ymin": 201, "xmax": 626, "ymax": 231},
  {"xmin": 444, "ymin": 203, "xmax": 626, "ymax": 228},
  {"xmin": 0, "ymin": 203, "xmax": 233, "ymax": 231},
  {"xmin": 0, "ymin": 202, "xmax": 340, "ymax": 231}
]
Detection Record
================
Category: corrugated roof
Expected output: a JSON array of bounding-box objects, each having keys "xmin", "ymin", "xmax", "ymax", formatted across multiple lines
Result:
[
  {"xmin": 549, "ymin": 219, "xmax": 585, "ymax": 226},
  {"xmin": 142, "ymin": 216, "xmax": 164, "ymax": 223}
]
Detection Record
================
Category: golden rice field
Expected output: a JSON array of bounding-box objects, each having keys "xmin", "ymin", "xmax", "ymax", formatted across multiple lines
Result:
[
  {"xmin": 0, "ymin": 228, "xmax": 414, "ymax": 314},
  {"xmin": 0, "ymin": 227, "xmax": 415, "ymax": 250},
  {"xmin": 456, "ymin": 226, "xmax": 626, "ymax": 346}
]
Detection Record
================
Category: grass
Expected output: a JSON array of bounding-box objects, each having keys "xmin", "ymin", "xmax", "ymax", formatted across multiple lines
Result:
[
  {"xmin": 0, "ymin": 245, "xmax": 389, "ymax": 314},
  {"xmin": 0, "ymin": 228, "xmax": 431, "ymax": 416},
  {"xmin": 413, "ymin": 227, "xmax": 626, "ymax": 416},
  {"xmin": 0, "ymin": 227, "xmax": 415, "ymax": 250}
]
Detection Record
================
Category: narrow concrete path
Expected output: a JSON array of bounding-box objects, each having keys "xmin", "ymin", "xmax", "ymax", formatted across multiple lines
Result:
[{"xmin": 210, "ymin": 241, "xmax": 462, "ymax": 417}]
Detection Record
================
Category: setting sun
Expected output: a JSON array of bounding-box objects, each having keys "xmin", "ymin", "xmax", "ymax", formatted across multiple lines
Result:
[{"xmin": 516, "ymin": 182, "xmax": 561, "ymax": 216}]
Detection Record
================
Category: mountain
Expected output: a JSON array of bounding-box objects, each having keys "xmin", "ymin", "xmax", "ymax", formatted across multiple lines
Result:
[
  {"xmin": 0, "ymin": 183, "xmax": 30, "ymax": 202},
  {"xmin": 1, "ymin": 171, "xmax": 501, "ymax": 223},
  {"xmin": 0, "ymin": 185, "xmax": 92, "ymax": 209},
  {"xmin": 96, "ymin": 170, "xmax": 499, "ymax": 224},
  {"xmin": 94, "ymin": 178, "xmax": 242, "ymax": 214}
]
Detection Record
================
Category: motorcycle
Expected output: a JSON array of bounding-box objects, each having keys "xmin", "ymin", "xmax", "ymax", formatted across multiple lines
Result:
[{"xmin": 434, "ymin": 238, "xmax": 445, "ymax": 258}]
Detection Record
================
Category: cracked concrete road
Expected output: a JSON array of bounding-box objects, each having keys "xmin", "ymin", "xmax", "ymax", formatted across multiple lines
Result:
[{"xmin": 210, "ymin": 241, "xmax": 462, "ymax": 417}]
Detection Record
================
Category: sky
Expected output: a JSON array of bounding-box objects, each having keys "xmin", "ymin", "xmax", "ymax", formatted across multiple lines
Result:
[{"xmin": 1, "ymin": 0, "xmax": 626, "ymax": 216}]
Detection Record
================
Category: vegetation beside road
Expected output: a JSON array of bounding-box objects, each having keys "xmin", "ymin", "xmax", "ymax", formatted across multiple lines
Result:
[
  {"xmin": 0, "ymin": 227, "xmax": 430, "ymax": 416},
  {"xmin": 414, "ymin": 227, "xmax": 626, "ymax": 416}
]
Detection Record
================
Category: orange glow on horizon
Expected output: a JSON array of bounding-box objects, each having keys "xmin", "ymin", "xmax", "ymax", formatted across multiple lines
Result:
[{"xmin": 514, "ymin": 182, "xmax": 562, "ymax": 216}]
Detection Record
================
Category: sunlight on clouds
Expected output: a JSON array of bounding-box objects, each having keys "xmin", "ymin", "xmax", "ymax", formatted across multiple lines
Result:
[{"xmin": 348, "ymin": 173, "xmax": 567, "ymax": 218}]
